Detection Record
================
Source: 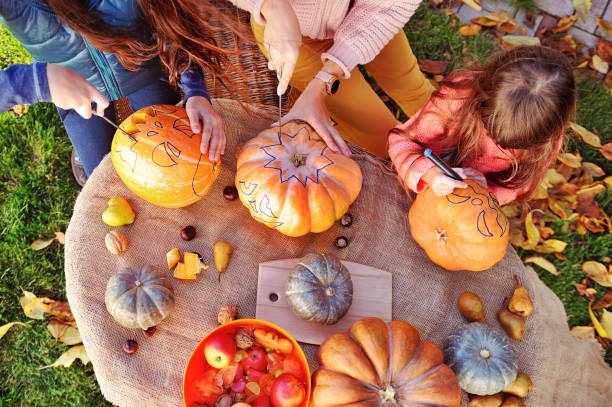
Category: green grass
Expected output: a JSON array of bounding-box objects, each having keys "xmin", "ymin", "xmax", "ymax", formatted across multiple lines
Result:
[{"xmin": 0, "ymin": 3, "xmax": 611, "ymax": 405}]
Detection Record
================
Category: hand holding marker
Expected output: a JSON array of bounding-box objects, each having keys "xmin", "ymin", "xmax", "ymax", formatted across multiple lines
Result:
[{"xmin": 423, "ymin": 148, "xmax": 464, "ymax": 182}]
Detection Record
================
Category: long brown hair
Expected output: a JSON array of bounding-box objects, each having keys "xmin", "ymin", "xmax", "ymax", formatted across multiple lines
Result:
[
  {"xmin": 47, "ymin": 0, "xmax": 253, "ymax": 100},
  {"xmin": 392, "ymin": 46, "xmax": 576, "ymax": 203}
]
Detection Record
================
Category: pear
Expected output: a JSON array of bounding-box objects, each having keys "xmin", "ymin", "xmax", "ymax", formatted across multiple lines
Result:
[
  {"xmin": 498, "ymin": 307, "xmax": 525, "ymax": 340},
  {"xmin": 214, "ymin": 241, "xmax": 233, "ymax": 282},
  {"xmin": 508, "ymin": 276, "xmax": 533, "ymax": 317},
  {"xmin": 502, "ymin": 372, "xmax": 532, "ymax": 398},
  {"xmin": 468, "ymin": 393, "xmax": 502, "ymax": 407},
  {"xmin": 501, "ymin": 396, "xmax": 525, "ymax": 407},
  {"xmin": 458, "ymin": 291, "xmax": 486, "ymax": 323},
  {"xmin": 102, "ymin": 197, "xmax": 135, "ymax": 226}
]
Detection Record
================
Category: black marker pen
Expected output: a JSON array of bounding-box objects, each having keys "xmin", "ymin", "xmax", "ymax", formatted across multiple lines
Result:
[{"xmin": 423, "ymin": 148, "xmax": 463, "ymax": 181}]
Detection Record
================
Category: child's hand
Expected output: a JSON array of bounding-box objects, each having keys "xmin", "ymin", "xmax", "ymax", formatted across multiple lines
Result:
[
  {"xmin": 423, "ymin": 167, "xmax": 487, "ymax": 196},
  {"xmin": 185, "ymin": 96, "xmax": 225, "ymax": 161},
  {"xmin": 47, "ymin": 63, "xmax": 109, "ymax": 118}
]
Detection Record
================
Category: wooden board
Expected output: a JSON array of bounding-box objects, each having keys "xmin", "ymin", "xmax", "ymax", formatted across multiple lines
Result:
[{"xmin": 255, "ymin": 258, "xmax": 392, "ymax": 345}]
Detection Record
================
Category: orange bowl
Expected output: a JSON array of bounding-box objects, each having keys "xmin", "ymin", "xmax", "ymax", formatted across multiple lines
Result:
[{"xmin": 183, "ymin": 319, "xmax": 311, "ymax": 407}]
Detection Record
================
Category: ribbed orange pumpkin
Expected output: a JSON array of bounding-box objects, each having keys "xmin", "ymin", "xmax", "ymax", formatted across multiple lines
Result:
[
  {"xmin": 311, "ymin": 317, "xmax": 461, "ymax": 407},
  {"xmin": 235, "ymin": 122, "xmax": 362, "ymax": 237},
  {"xmin": 111, "ymin": 105, "xmax": 220, "ymax": 208},
  {"xmin": 408, "ymin": 180, "xmax": 509, "ymax": 271}
]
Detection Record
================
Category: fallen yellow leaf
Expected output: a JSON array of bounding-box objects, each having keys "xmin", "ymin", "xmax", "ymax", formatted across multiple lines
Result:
[
  {"xmin": 31, "ymin": 238, "xmax": 54, "ymax": 251},
  {"xmin": 604, "ymin": 176, "xmax": 612, "ymax": 189},
  {"xmin": 524, "ymin": 211, "xmax": 540, "ymax": 248},
  {"xmin": 0, "ymin": 321, "xmax": 27, "ymax": 341},
  {"xmin": 458, "ymin": 24, "xmax": 482, "ymax": 36},
  {"xmin": 569, "ymin": 122, "xmax": 602, "ymax": 147},
  {"xmin": 40, "ymin": 345, "xmax": 90, "ymax": 369},
  {"xmin": 553, "ymin": 15, "xmax": 579, "ymax": 33},
  {"xmin": 59, "ymin": 326, "xmax": 82, "ymax": 345},
  {"xmin": 20, "ymin": 291, "xmax": 53, "ymax": 320},
  {"xmin": 582, "ymin": 162, "xmax": 605, "ymax": 178},
  {"xmin": 462, "ymin": 0, "xmax": 482, "ymax": 12},
  {"xmin": 591, "ymin": 55, "xmax": 610, "ymax": 74},
  {"xmin": 601, "ymin": 309, "xmax": 612, "ymax": 337},
  {"xmin": 47, "ymin": 319, "xmax": 68, "ymax": 339},
  {"xmin": 534, "ymin": 239, "xmax": 568, "ymax": 253},
  {"xmin": 600, "ymin": 143, "xmax": 612, "ymax": 161},
  {"xmin": 55, "ymin": 232, "xmax": 65, "ymax": 245},
  {"xmin": 596, "ymin": 17, "xmax": 612, "ymax": 37},
  {"xmin": 570, "ymin": 325, "xmax": 595, "ymax": 341},
  {"xmin": 573, "ymin": 0, "xmax": 591, "ymax": 22},
  {"xmin": 589, "ymin": 303, "xmax": 609, "ymax": 338},
  {"xmin": 582, "ymin": 261, "xmax": 612, "ymax": 287},
  {"xmin": 524, "ymin": 256, "xmax": 558, "ymax": 275},
  {"xmin": 557, "ymin": 152, "xmax": 582, "ymax": 168},
  {"xmin": 546, "ymin": 168, "xmax": 566, "ymax": 185},
  {"xmin": 500, "ymin": 35, "xmax": 541, "ymax": 48},
  {"xmin": 576, "ymin": 183, "xmax": 606, "ymax": 200}
]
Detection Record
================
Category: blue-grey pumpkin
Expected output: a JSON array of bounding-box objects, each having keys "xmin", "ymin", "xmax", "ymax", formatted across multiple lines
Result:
[
  {"xmin": 444, "ymin": 322, "xmax": 518, "ymax": 395},
  {"xmin": 285, "ymin": 253, "xmax": 353, "ymax": 325}
]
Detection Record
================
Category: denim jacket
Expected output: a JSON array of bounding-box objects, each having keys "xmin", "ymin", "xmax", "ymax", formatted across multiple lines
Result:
[{"xmin": 0, "ymin": 0, "xmax": 208, "ymax": 109}]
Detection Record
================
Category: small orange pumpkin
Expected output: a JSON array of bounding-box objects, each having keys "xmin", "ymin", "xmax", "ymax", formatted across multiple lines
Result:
[
  {"xmin": 235, "ymin": 122, "xmax": 362, "ymax": 237},
  {"xmin": 311, "ymin": 317, "xmax": 461, "ymax": 407},
  {"xmin": 408, "ymin": 180, "xmax": 509, "ymax": 271},
  {"xmin": 111, "ymin": 105, "xmax": 220, "ymax": 208}
]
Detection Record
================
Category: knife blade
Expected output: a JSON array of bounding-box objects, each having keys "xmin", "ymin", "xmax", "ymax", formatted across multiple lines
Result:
[
  {"xmin": 277, "ymin": 67, "xmax": 282, "ymax": 136},
  {"xmin": 91, "ymin": 102, "xmax": 130, "ymax": 135}
]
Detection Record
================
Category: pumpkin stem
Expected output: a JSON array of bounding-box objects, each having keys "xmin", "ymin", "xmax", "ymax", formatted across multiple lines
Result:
[
  {"xmin": 292, "ymin": 153, "xmax": 307, "ymax": 167},
  {"xmin": 325, "ymin": 286, "xmax": 336, "ymax": 297},
  {"xmin": 379, "ymin": 385, "xmax": 397, "ymax": 403},
  {"xmin": 435, "ymin": 228, "xmax": 449, "ymax": 243},
  {"xmin": 135, "ymin": 280, "xmax": 142, "ymax": 287},
  {"xmin": 480, "ymin": 349, "xmax": 491, "ymax": 359}
]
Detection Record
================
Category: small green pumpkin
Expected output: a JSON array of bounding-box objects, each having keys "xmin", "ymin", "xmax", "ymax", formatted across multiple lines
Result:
[
  {"xmin": 285, "ymin": 253, "xmax": 353, "ymax": 325},
  {"xmin": 105, "ymin": 265, "xmax": 175, "ymax": 329},
  {"xmin": 444, "ymin": 322, "xmax": 518, "ymax": 396}
]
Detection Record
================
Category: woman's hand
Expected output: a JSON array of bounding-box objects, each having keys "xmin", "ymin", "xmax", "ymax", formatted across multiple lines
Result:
[
  {"xmin": 47, "ymin": 63, "xmax": 109, "ymax": 118},
  {"xmin": 261, "ymin": 0, "xmax": 301, "ymax": 95},
  {"xmin": 185, "ymin": 96, "xmax": 225, "ymax": 161},
  {"xmin": 422, "ymin": 166, "xmax": 487, "ymax": 196},
  {"xmin": 272, "ymin": 79, "xmax": 351, "ymax": 156}
]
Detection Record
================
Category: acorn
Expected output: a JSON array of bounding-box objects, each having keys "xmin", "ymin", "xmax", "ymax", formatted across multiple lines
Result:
[{"xmin": 218, "ymin": 305, "xmax": 238, "ymax": 325}]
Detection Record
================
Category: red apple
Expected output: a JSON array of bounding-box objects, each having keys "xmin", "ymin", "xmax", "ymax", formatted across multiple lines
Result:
[
  {"xmin": 243, "ymin": 347, "xmax": 267, "ymax": 371},
  {"xmin": 246, "ymin": 367, "xmax": 264, "ymax": 381},
  {"xmin": 203, "ymin": 333, "xmax": 236, "ymax": 369},
  {"xmin": 253, "ymin": 395, "xmax": 273, "ymax": 407},
  {"xmin": 270, "ymin": 373, "xmax": 305, "ymax": 407}
]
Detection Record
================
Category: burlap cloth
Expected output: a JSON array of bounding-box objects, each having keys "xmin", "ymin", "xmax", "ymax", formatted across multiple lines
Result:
[{"xmin": 65, "ymin": 99, "xmax": 612, "ymax": 407}]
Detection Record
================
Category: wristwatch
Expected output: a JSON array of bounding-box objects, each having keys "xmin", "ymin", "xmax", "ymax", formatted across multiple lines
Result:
[{"xmin": 315, "ymin": 70, "xmax": 340, "ymax": 95}]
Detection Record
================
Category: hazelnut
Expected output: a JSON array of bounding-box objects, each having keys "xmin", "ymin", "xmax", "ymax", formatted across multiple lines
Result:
[
  {"xmin": 340, "ymin": 213, "xmax": 353, "ymax": 227},
  {"xmin": 105, "ymin": 231, "xmax": 128, "ymax": 255},
  {"xmin": 122, "ymin": 339, "xmax": 138, "ymax": 354},
  {"xmin": 143, "ymin": 326, "xmax": 157, "ymax": 338},
  {"xmin": 180, "ymin": 225, "xmax": 196, "ymax": 241},
  {"xmin": 334, "ymin": 236, "xmax": 349, "ymax": 248},
  {"xmin": 223, "ymin": 185, "xmax": 238, "ymax": 201}
]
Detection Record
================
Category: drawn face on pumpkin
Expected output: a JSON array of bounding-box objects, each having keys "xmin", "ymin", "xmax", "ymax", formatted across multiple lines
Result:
[
  {"xmin": 445, "ymin": 184, "xmax": 508, "ymax": 238},
  {"xmin": 111, "ymin": 105, "xmax": 220, "ymax": 208}
]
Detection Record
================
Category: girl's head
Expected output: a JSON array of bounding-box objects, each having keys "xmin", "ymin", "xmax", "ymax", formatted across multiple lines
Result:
[{"xmin": 423, "ymin": 46, "xmax": 576, "ymax": 203}]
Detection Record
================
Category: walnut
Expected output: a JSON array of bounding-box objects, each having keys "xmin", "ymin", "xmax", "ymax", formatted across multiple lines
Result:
[
  {"xmin": 234, "ymin": 326, "xmax": 254, "ymax": 349},
  {"xmin": 217, "ymin": 305, "xmax": 238, "ymax": 325}
]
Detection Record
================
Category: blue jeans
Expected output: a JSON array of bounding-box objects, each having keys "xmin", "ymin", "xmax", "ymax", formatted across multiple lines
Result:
[{"xmin": 58, "ymin": 79, "xmax": 180, "ymax": 176}]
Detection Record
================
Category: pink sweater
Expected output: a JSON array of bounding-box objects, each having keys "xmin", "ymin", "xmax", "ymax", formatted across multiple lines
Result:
[
  {"xmin": 388, "ymin": 86, "xmax": 555, "ymax": 205},
  {"xmin": 231, "ymin": 0, "xmax": 423, "ymax": 78}
]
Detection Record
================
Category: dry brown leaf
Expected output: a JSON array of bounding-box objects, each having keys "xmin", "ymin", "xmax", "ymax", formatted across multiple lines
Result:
[
  {"xmin": 500, "ymin": 35, "xmax": 541, "ymax": 49},
  {"xmin": 560, "ymin": 34, "xmax": 577, "ymax": 52},
  {"xmin": 471, "ymin": 12, "xmax": 506, "ymax": 26},
  {"xmin": 596, "ymin": 17, "xmax": 612, "ymax": 37},
  {"xmin": 59, "ymin": 326, "xmax": 82, "ymax": 345},
  {"xmin": 54, "ymin": 232, "xmax": 65, "ymax": 245},
  {"xmin": 576, "ymin": 280, "xmax": 597, "ymax": 301},
  {"xmin": 519, "ymin": 26, "xmax": 526, "ymax": 35},
  {"xmin": 509, "ymin": 228, "xmax": 526, "ymax": 247},
  {"xmin": 546, "ymin": 168, "xmax": 566, "ymax": 185},
  {"xmin": 583, "ymin": 261, "xmax": 612, "ymax": 286},
  {"xmin": 581, "ymin": 216, "xmax": 606, "ymax": 233},
  {"xmin": 20, "ymin": 291, "xmax": 53, "ymax": 320},
  {"xmin": 597, "ymin": 39, "xmax": 612, "ymax": 64},
  {"xmin": 573, "ymin": 0, "xmax": 591, "ymax": 22},
  {"xmin": 458, "ymin": 24, "xmax": 482, "ymax": 36},
  {"xmin": 497, "ymin": 21, "xmax": 519, "ymax": 34},
  {"xmin": 571, "ymin": 325, "xmax": 595, "ymax": 341},
  {"xmin": 0, "ymin": 321, "xmax": 27, "ymax": 341},
  {"xmin": 47, "ymin": 319, "xmax": 68, "ymax": 339},
  {"xmin": 558, "ymin": 182, "xmax": 580, "ymax": 195},
  {"xmin": 553, "ymin": 15, "xmax": 579, "ymax": 33},
  {"xmin": 539, "ymin": 226, "xmax": 555, "ymax": 239},
  {"xmin": 548, "ymin": 200, "xmax": 568, "ymax": 220},
  {"xmin": 600, "ymin": 143, "xmax": 612, "ymax": 161},
  {"xmin": 583, "ymin": 162, "xmax": 605, "ymax": 178},
  {"xmin": 46, "ymin": 301, "xmax": 73, "ymax": 320},
  {"xmin": 419, "ymin": 60, "xmax": 449, "ymax": 74},
  {"xmin": 524, "ymin": 256, "xmax": 558, "ymax": 275},
  {"xmin": 577, "ymin": 197, "xmax": 602, "ymax": 218},
  {"xmin": 570, "ymin": 122, "xmax": 602, "ymax": 147},
  {"xmin": 462, "ymin": 0, "xmax": 482, "ymax": 12},
  {"xmin": 502, "ymin": 204, "xmax": 520, "ymax": 218},
  {"xmin": 591, "ymin": 55, "xmax": 610, "ymax": 74},
  {"xmin": 40, "ymin": 345, "xmax": 90, "ymax": 369},
  {"xmin": 31, "ymin": 238, "xmax": 54, "ymax": 251},
  {"xmin": 557, "ymin": 152, "xmax": 582, "ymax": 168},
  {"xmin": 554, "ymin": 252, "xmax": 568, "ymax": 261},
  {"xmin": 593, "ymin": 291, "xmax": 612, "ymax": 309}
]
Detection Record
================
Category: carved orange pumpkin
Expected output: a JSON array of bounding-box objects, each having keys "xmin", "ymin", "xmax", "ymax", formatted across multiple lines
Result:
[
  {"xmin": 311, "ymin": 317, "xmax": 461, "ymax": 407},
  {"xmin": 235, "ymin": 122, "xmax": 362, "ymax": 237},
  {"xmin": 111, "ymin": 105, "xmax": 220, "ymax": 208},
  {"xmin": 408, "ymin": 180, "xmax": 509, "ymax": 271}
]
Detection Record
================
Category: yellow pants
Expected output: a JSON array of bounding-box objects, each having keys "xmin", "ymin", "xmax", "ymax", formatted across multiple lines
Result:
[{"xmin": 251, "ymin": 19, "xmax": 434, "ymax": 157}]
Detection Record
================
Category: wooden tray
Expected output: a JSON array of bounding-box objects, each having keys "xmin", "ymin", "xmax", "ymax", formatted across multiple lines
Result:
[{"xmin": 255, "ymin": 258, "xmax": 392, "ymax": 345}]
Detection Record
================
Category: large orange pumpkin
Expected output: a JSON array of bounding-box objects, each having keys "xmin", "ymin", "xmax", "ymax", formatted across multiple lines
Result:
[
  {"xmin": 408, "ymin": 180, "xmax": 509, "ymax": 271},
  {"xmin": 111, "ymin": 105, "xmax": 220, "ymax": 208},
  {"xmin": 235, "ymin": 121, "xmax": 362, "ymax": 237},
  {"xmin": 311, "ymin": 317, "xmax": 461, "ymax": 407}
]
